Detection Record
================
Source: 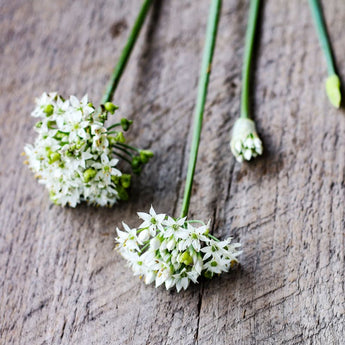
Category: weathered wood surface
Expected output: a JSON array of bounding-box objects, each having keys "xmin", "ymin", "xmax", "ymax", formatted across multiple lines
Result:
[{"xmin": 1, "ymin": 0, "xmax": 345, "ymax": 344}]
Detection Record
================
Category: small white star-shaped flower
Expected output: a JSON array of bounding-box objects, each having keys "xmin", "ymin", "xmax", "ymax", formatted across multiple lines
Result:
[{"xmin": 137, "ymin": 206, "xmax": 165, "ymax": 236}]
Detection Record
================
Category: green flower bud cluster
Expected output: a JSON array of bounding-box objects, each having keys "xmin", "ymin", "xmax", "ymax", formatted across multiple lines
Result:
[{"xmin": 130, "ymin": 150, "xmax": 154, "ymax": 174}]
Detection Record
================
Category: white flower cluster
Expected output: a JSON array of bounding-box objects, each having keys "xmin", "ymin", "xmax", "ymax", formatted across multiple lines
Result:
[
  {"xmin": 25, "ymin": 92, "xmax": 132, "ymax": 207},
  {"xmin": 230, "ymin": 118, "xmax": 263, "ymax": 162},
  {"xmin": 116, "ymin": 206, "xmax": 241, "ymax": 292}
]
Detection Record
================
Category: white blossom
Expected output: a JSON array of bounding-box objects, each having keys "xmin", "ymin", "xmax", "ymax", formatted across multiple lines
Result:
[
  {"xmin": 137, "ymin": 206, "xmax": 165, "ymax": 236},
  {"xmin": 115, "ymin": 207, "xmax": 241, "ymax": 292},
  {"xmin": 24, "ymin": 92, "xmax": 135, "ymax": 207},
  {"xmin": 163, "ymin": 216, "xmax": 188, "ymax": 239}
]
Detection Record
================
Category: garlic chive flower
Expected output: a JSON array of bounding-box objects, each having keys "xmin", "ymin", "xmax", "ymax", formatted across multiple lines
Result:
[
  {"xmin": 230, "ymin": 118, "xmax": 263, "ymax": 163},
  {"xmin": 231, "ymin": 0, "xmax": 263, "ymax": 163},
  {"xmin": 116, "ymin": 0, "xmax": 241, "ymax": 292},
  {"xmin": 116, "ymin": 207, "xmax": 241, "ymax": 292},
  {"xmin": 25, "ymin": 92, "xmax": 153, "ymax": 207},
  {"xmin": 24, "ymin": 0, "xmax": 155, "ymax": 206}
]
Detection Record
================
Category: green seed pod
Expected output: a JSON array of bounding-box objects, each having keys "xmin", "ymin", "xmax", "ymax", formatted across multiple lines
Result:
[
  {"xmin": 75, "ymin": 140, "xmax": 85, "ymax": 150},
  {"xmin": 179, "ymin": 251, "xmax": 194, "ymax": 266},
  {"xmin": 48, "ymin": 152, "xmax": 61, "ymax": 164},
  {"xmin": 120, "ymin": 174, "xmax": 131, "ymax": 188},
  {"xmin": 111, "ymin": 175, "xmax": 120, "ymax": 185},
  {"xmin": 117, "ymin": 185, "xmax": 129, "ymax": 201},
  {"xmin": 43, "ymin": 104, "xmax": 54, "ymax": 116},
  {"xmin": 120, "ymin": 118, "xmax": 133, "ymax": 131},
  {"xmin": 131, "ymin": 156, "xmax": 141, "ymax": 168},
  {"xmin": 139, "ymin": 150, "xmax": 154, "ymax": 164},
  {"xmin": 49, "ymin": 191, "xmax": 59, "ymax": 205},
  {"xmin": 104, "ymin": 102, "xmax": 119, "ymax": 114},
  {"xmin": 35, "ymin": 121, "xmax": 43, "ymax": 128},
  {"xmin": 54, "ymin": 131, "xmax": 67, "ymax": 140},
  {"xmin": 115, "ymin": 132, "xmax": 126, "ymax": 143},
  {"xmin": 83, "ymin": 168, "xmax": 97, "ymax": 183},
  {"xmin": 203, "ymin": 270, "xmax": 213, "ymax": 279}
]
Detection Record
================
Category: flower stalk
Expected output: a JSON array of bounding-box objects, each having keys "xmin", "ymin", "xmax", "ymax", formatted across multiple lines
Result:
[
  {"xmin": 308, "ymin": 0, "xmax": 341, "ymax": 108},
  {"xmin": 180, "ymin": 0, "xmax": 221, "ymax": 218},
  {"xmin": 240, "ymin": 0, "xmax": 260, "ymax": 120},
  {"xmin": 102, "ymin": 0, "xmax": 153, "ymax": 104},
  {"xmin": 230, "ymin": 0, "xmax": 263, "ymax": 162}
]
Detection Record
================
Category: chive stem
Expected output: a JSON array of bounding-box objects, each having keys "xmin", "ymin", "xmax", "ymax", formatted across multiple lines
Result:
[
  {"xmin": 208, "ymin": 234, "xmax": 220, "ymax": 242},
  {"xmin": 180, "ymin": 0, "xmax": 221, "ymax": 218},
  {"xmin": 107, "ymin": 122, "xmax": 121, "ymax": 131},
  {"xmin": 101, "ymin": 0, "xmax": 153, "ymax": 104},
  {"xmin": 308, "ymin": 0, "xmax": 336, "ymax": 76},
  {"xmin": 113, "ymin": 145, "xmax": 134, "ymax": 157},
  {"xmin": 117, "ymin": 142, "xmax": 140, "ymax": 152},
  {"xmin": 240, "ymin": 0, "xmax": 260, "ymax": 119},
  {"xmin": 113, "ymin": 151, "xmax": 132, "ymax": 165}
]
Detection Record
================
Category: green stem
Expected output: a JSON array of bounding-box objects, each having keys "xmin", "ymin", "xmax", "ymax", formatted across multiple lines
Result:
[
  {"xmin": 240, "ymin": 0, "xmax": 260, "ymax": 119},
  {"xmin": 113, "ymin": 145, "xmax": 134, "ymax": 157},
  {"xmin": 308, "ymin": 0, "xmax": 336, "ymax": 76},
  {"xmin": 139, "ymin": 242, "xmax": 150, "ymax": 253},
  {"xmin": 107, "ymin": 122, "xmax": 121, "ymax": 131},
  {"xmin": 207, "ymin": 234, "xmax": 220, "ymax": 242},
  {"xmin": 101, "ymin": 0, "xmax": 153, "ymax": 104},
  {"xmin": 180, "ymin": 0, "xmax": 221, "ymax": 218},
  {"xmin": 187, "ymin": 220, "xmax": 206, "ymax": 225},
  {"xmin": 117, "ymin": 142, "xmax": 140, "ymax": 152},
  {"xmin": 137, "ymin": 226, "xmax": 149, "ymax": 233},
  {"xmin": 113, "ymin": 151, "xmax": 132, "ymax": 165}
]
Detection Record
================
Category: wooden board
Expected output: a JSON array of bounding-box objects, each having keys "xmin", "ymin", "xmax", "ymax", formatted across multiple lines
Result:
[{"xmin": 1, "ymin": 0, "xmax": 345, "ymax": 344}]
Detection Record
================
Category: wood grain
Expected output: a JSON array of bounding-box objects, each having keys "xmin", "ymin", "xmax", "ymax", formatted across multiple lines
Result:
[{"xmin": 1, "ymin": 0, "xmax": 345, "ymax": 344}]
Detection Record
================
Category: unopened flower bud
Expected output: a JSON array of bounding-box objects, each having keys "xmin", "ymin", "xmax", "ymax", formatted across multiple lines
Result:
[
  {"xmin": 132, "ymin": 156, "xmax": 142, "ymax": 169},
  {"xmin": 166, "ymin": 238, "xmax": 176, "ymax": 251},
  {"xmin": 139, "ymin": 150, "xmax": 154, "ymax": 164},
  {"xmin": 145, "ymin": 271, "xmax": 156, "ymax": 285},
  {"xmin": 150, "ymin": 237, "xmax": 161, "ymax": 250},
  {"xmin": 326, "ymin": 74, "xmax": 341, "ymax": 108},
  {"xmin": 115, "ymin": 132, "xmax": 125, "ymax": 143},
  {"xmin": 179, "ymin": 251, "xmax": 193, "ymax": 266},
  {"xmin": 138, "ymin": 229, "xmax": 150, "ymax": 243},
  {"xmin": 230, "ymin": 259, "xmax": 238, "ymax": 268},
  {"xmin": 117, "ymin": 185, "xmax": 129, "ymax": 201},
  {"xmin": 54, "ymin": 131, "xmax": 67, "ymax": 140},
  {"xmin": 120, "ymin": 118, "xmax": 133, "ymax": 131},
  {"xmin": 230, "ymin": 118, "xmax": 263, "ymax": 162},
  {"xmin": 48, "ymin": 152, "xmax": 61, "ymax": 164},
  {"xmin": 111, "ymin": 175, "xmax": 120, "ymax": 184},
  {"xmin": 35, "ymin": 121, "xmax": 43, "ymax": 128},
  {"xmin": 104, "ymin": 102, "xmax": 119, "ymax": 114},
  {"xmin": 120, "ymin": 174, "xmax": 131, "ymax": 188},
  {"xmin": 203, "ymin": 270, "xmax": 213, "ymax": 279}
]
